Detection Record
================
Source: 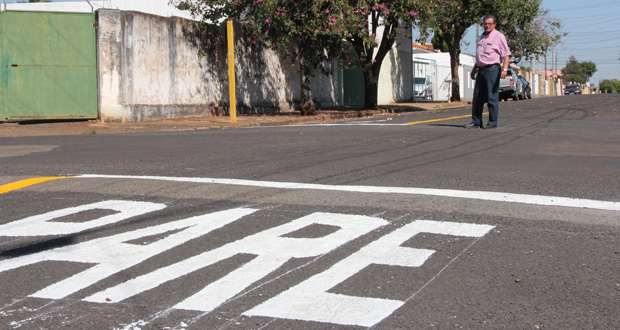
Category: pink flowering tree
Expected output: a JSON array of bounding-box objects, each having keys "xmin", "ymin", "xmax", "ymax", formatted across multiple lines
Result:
[
  {"xmin": 318, "ymin": 0, "xmax": 424, "ymax": 108},
  {"xmin": 172, "ymin": 0, "xmax": 425, "ymax": 110},
  {"xmin": 172, "ymin": 0, "xmax": 346, "ymax": 115}
]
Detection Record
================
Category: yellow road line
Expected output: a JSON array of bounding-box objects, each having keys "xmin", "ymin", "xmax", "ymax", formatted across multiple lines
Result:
[
  {"xmin": 406, "ymin": 112, "xmax": 488, "ymax": 125},
  {"xmin": 0, "ymin": 177, "xmax": 72, "ymax": 194}
]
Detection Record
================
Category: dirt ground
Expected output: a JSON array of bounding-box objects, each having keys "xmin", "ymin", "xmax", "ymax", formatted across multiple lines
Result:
[{"xmin": 0, "ymin": 102, "xmax": 469, "ymax": 137}]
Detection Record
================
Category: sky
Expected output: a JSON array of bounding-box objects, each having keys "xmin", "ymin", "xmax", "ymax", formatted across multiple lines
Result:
[
  {"xmin": 6, "ymin": 0, "xmax": 620, "ymax": 86},
  {"xmin": 461, "ymin": 0, "xmax": 620, "ymax": 86}
]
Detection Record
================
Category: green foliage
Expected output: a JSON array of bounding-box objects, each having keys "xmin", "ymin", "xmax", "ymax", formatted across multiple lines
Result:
[
  {"xmin": 599, "ymin": 79, "xmax": 620, "ymax": 93},
  {"xmin": 581, "ymin": 61, "xmax": 597, "ymax": 77},
  {"xmin": 431, "ymin": 29, "xmax": 449, "ymax": 53},
  {"xmin": 171, "ymin": 0, "xmax": 425, "ymax": 109},
  {"xmin": 562, "ymin": 55, "xmax": 596, "ymax": 84},
  {"xmin": 414, "ymin": 0, "xmax": 554, "ymax": 100},
  {"xmin": 504, "ymin": 7, "xmax": 565, "ymax": 63}
]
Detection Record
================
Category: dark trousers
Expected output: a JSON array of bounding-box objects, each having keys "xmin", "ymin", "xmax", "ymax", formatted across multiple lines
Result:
[{"xmin": 471, "ymin": 65, "xmax": 501, "ymax": 126}]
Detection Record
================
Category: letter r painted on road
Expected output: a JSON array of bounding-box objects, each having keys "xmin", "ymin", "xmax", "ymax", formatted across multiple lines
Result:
[
  {"xmin": 85, "ymin": 212, "xmax": 389, "ymax": 312},
  {"xmin": 244, "ymin": 220, "xmax": 495, "ymax": 327}
]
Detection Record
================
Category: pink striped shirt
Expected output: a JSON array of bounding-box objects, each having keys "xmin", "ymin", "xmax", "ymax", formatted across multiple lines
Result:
[{"xmin": 476, "ymin": 29, "xmax": 511, "ymax": 67}]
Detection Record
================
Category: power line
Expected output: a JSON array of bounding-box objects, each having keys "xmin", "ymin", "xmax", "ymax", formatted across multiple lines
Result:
[
  {"xmin": 549, "ymin": 0, "xmax": 620, "ymax": 11},
  {"xmin": 561, "ymin": 12, "xmax": 617, "ymax": 20}
]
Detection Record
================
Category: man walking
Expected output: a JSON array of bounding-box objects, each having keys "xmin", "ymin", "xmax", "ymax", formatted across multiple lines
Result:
[{"xmin": 466, "ymin": 15, "xmax": 511, "ymax": 129}]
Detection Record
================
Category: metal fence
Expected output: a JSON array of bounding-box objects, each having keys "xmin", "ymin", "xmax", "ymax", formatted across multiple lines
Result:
[{"xmin": 413, "ymin": 60, "xmax": 452, "ymax": 102}]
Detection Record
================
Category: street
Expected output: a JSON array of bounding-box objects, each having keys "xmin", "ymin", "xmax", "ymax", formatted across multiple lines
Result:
[{"xmin": 1, "ymin": 94, "xmax": 619, "ymax": 329}]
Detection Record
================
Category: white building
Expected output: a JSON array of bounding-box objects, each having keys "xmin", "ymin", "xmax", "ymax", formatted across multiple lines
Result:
[{"xmin": 412, "ymin": 51, "xmax": 476, "ymax": 101}]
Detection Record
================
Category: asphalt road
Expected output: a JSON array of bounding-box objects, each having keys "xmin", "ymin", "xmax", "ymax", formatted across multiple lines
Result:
[{"xmin": 1, "ymin": 94, "xmax": 619, "ymax": 329}]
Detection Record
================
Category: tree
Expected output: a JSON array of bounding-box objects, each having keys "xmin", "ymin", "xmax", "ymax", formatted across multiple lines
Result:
[
  {"xmin": 172, "ymin": 0, "xmax": 345, "ymax": 115},
  {"xmin": 173, "ymin": 0, "xmax": 425, "ymax": 110},
  {"xmin": 562, "ymin": 56, "xmax": 596, "ymax": 84},
  {"xmin": 581, "ymin": 61, "xmax": 597, "ymax": 78},
  {"xmin": 323, "ymin": 0, "xmax": 423, "ymax": 109},
  {"xmin": 599, "ymin": 79, "xmax": 620, "ymax": 93},
  {"xmin": 507, "ymin": 8, "xmax": 565, "ymax": 63}
]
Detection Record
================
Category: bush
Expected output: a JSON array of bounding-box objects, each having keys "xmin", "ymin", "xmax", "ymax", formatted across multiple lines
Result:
[{"xmin": 599, "ymin": 79, "xmax": 620, "ymax": 93}]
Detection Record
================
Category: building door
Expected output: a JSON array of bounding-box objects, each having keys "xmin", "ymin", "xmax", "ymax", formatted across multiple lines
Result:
[
  {"xmin": 1, "ymin": 10, "xmax": 97, "ymax": 121},
  {"xmin": 341, "ymin": 67, "xmax": 364, "ymax": 106}
]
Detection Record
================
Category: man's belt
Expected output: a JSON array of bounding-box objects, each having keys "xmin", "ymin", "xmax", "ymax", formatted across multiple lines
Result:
[{"xmin": 478, "ymin": 64, "xmax": 500, "ymax": 69}]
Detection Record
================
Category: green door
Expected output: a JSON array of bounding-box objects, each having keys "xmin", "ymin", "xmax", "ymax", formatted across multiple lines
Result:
[
  {"xmin": 1, "ymin": 10, "xmax": 97, "ymax": 121},
  {"xmin": 341, "ymin": 67, "xmax": 364, "ymax": 106}
]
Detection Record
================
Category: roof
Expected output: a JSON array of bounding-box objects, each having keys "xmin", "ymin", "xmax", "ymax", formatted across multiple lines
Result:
[
  {"xmin": 412, "ymin": 42, "xmax": 439, "ymax": 53},
  {"xmin": 539, "ymin": 69, "xmax": 564, "ymax": 78}
]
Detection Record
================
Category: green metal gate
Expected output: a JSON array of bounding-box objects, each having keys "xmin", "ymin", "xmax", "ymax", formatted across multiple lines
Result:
[
  {"xmin": 1, "ymin": 10, "xmax": 97, "ymax": 121},
  {"xmin": 341, "ymin": 67, "xmax": 365, "ymax": 106}
]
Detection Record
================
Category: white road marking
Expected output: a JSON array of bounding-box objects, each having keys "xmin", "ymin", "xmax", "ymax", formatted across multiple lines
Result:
[
  {"xmin": 244, "ymin": 220, "xmax": 494, "ymax": 326},
  {"xmin": 296, "ymin": 122, "xmax": 409, "ymax": 127},
  {"xmin": 78, "ymin": 174, "xmax": 620, "ymax": 212},
  {"xmin": 0, "ymin": 200, "xmax": 166, "ymax": 237},
  {"xmin": 84, "ymin": 212, "xmax": 387, "ymax": 311},
  {"xmin": 0, "ymin": 198, "xmax": 496, "ymax": 327},
  {"xmin": 0, "ymin": 207, "xmax": 259, "ymax": 300}
]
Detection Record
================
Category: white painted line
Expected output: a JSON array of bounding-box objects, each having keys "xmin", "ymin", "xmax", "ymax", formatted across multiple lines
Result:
[
  {"xmin": 252, "ymin": 122, "xmax": 409, "ymax": 128},
  {"xmin": 77, "ymin": 174, "xmax": 620, "ymax": 212}
]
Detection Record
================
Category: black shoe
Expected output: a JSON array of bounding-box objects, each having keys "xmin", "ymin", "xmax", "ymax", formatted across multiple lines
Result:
[
  {"xmin": 464, "ymin": 123, "xmax": 481, "ymax": 129},
  {"xmin": 484, "ymin": 125, "xmax": 497, "ymax": 129}
]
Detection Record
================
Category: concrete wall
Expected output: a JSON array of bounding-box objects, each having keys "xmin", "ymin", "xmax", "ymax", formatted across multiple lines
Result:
[
  {"xmin": 377, "ymin": 26, "xmax": 413, "ymax": 104},
  {"xmin": 378, "ymin": 48, "xmax": 413, "ymax": 104},
  {"xmin": 97, "ymin": 9, "xmax": 340, "ymax": 122}
]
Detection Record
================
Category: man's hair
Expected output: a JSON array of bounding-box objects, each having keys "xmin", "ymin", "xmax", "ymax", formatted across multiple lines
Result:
[{"xmin": 483, "ymin": 15, "xmax": 496, "ymax": 24}]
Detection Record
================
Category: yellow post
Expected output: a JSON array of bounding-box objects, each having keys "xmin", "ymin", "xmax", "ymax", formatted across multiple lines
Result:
[{"xmin": 227, "ymin": 19, "xmax": 237, "ymax": 124}]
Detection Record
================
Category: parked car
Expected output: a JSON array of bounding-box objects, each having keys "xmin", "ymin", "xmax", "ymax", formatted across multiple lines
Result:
[
  {"xmin": 413, "ymin": 77, "xmax": 433, "ymax": 100},
  {"xmin": 564, "ymin": 84, "xmax": 582, "ymax": 95},
  {"xmin": 499, "ymin": 68, "xmax": 523, "ymax": 101},
  {"xmin": 518, "ymin": 75, "xmax": 532, "ymax": 99}
]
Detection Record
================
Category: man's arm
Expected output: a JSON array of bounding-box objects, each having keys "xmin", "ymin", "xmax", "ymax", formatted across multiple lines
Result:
[{"xmin": 500, "ymin": 56, "xmax": 510, "ymax": 79}]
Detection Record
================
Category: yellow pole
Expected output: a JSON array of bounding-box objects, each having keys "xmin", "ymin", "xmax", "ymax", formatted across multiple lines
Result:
[{"xmin": 227, "ymin": 19, "xmax": 237, "ymax": 124}]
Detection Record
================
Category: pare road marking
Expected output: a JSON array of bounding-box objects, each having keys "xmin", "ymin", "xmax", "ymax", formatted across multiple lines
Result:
[{"xmin": 0, "ymin": 200, "xmax": 494, "ymax": 327}]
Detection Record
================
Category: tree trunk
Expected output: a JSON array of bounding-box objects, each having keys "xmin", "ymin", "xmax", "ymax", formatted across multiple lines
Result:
[
  {"xmin": 298, "ymin": 52, "xmax": 316, "ymax": 116},
  {"xmin": 449, "ymin": 47, "xmax": 461, "ymax": 102},
  {"xmin": 363, "ymin": 69, "xmax": 379, "ymax": 110},
  {"xmin": 447, "ymin": 30, "xmax": 464, "ymax": 102},
  {"xmin": 361, "ymin": 20, "xmax": 397, "ymax": 109}
]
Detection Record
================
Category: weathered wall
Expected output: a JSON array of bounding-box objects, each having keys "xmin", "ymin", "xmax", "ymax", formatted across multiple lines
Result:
[
  {"xmin": 97, "ymin": 9, "xmax": 340, "ymax": 122},
  {"xmin": 377, "ymin": 26, "xmax": 413, "ymax": 105},
  {"xmin": 378, "ymin": 48, "xmax": 413, "ymax": 104}
]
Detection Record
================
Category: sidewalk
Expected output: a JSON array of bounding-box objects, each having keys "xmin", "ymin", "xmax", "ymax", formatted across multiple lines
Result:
[{"xmin": 0, "ymin": 101, "xmax": 469, "ymax": 137}]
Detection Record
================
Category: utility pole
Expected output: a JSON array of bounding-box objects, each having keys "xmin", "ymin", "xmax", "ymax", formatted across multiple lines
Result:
[{"xmin": 544, "ymin": 51, "xmax": 548, "ymax": 95}]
